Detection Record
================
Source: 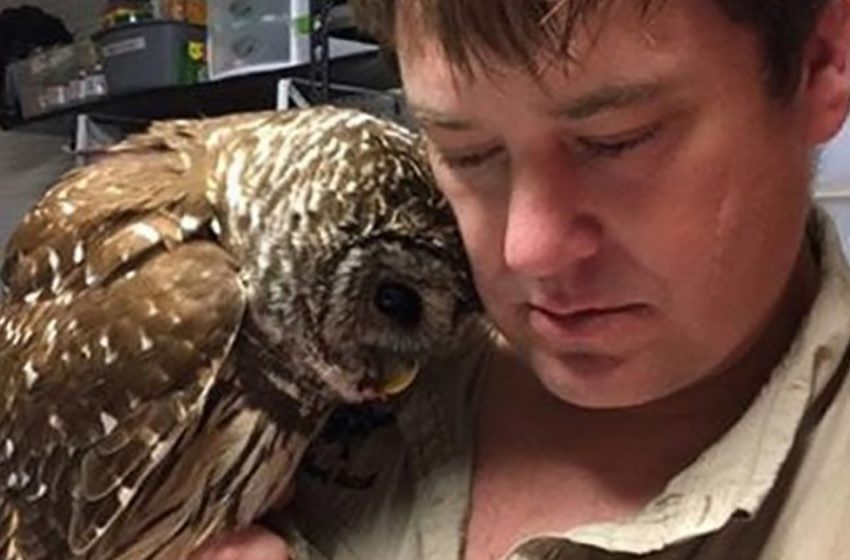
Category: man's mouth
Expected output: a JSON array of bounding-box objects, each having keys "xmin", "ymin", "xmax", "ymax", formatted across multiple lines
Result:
[
  {"xmin": 527, "ymin": 302, "xmax": 653, "ymax": 343},
  {"xmin": 535, "ymin": 303, "xmax": 648, "ymax": 319}
]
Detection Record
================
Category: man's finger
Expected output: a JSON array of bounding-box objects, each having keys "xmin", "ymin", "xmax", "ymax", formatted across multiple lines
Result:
[{"xmin": 189, "ymin": 526, "xmax": 291, "ymax": 560}]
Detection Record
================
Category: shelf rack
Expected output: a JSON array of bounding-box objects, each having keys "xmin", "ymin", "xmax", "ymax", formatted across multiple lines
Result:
[{"xmin": 4, "ymin": 1, "xmax": 402, "ymax": 138}]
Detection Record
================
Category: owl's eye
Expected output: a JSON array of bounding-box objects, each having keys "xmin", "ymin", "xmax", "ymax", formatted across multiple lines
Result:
[{"xmin": 373, "ymin": 281, "xmax": 422, "ymax": 328}]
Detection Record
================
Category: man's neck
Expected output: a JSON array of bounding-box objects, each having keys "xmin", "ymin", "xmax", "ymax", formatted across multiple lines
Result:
[
  {"xmin": 470, "ymin": 235, "xmax": 821, "ymax": 537},
  {"xmin": 616, "ymin": 231, "xmax": 821, "ymax": 434}
]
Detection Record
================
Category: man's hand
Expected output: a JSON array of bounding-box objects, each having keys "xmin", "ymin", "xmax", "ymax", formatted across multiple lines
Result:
[{"xmin": 189, "ymin": 526, "xmax": 291, "ymax": 560}]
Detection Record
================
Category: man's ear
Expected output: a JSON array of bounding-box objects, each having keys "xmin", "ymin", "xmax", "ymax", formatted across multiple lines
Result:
[{"xmin": 800, "ymin": 0, "xmax": 850, "ymax": 145}]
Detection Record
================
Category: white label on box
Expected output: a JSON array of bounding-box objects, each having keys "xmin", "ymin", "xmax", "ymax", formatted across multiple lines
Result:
[{"xmin": 102, "ymin": 37, "xmax": 148, "ymax": 58}]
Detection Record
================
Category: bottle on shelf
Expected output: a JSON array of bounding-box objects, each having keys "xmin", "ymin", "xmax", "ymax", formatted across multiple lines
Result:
[
  {"xmin": 155, "ymin": 0, "xmax": 207, "ymax": 25},
  {"xmin": 101, "ymin": 0, "xmax": 155, "ymax": 29}
]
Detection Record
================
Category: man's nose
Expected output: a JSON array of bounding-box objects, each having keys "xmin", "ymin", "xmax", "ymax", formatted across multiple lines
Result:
[{"xmin": 503, "ymin": 150, "xmax": 603, "ymax": 278}]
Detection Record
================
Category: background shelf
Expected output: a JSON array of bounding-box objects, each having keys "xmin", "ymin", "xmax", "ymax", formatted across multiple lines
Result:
[
  {"xmin": 8, "ymin": 49, "xmax": 401, "ymax": 136},
  {"xmin": 3, "ymin": 1, "xmax": 402, "ymax": 136}
]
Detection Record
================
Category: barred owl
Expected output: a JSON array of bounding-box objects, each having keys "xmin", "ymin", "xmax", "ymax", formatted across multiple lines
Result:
[{"xmin": 0, "ymin": 106, "xmax": 480, "ymax": 560}]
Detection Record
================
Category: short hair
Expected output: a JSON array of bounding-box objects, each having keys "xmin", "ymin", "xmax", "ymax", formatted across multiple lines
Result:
[{"xmin": 351, "ymin": 0, "xmax": 829, "ymax": 101}]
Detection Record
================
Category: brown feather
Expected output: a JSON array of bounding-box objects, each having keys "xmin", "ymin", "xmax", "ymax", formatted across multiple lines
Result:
[{"xmin": 0, "ymin": 106, "xmax": 481, "ymax": 560}]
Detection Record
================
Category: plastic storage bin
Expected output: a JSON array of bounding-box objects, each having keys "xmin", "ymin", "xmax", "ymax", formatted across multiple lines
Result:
[
  {"xmin": 6, "ymin": 40, "xmax": 105, "ymax": 118},
  {"xmin": 95, "ymin": 20, "xmax": 207, "ymax": 95},
  {"xmin": 207, "ymin": 0, "xmax": 311, "ymax": 80}
]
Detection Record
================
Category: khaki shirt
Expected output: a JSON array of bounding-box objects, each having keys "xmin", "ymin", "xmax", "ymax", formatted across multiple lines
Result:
[{"xmin": 275, "ymin": 206, "xmax": 850, "ymax": 559}]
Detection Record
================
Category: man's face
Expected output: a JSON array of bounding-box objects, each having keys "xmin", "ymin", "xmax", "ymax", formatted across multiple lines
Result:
[{"xmin": 399, "ymin": 1, "xmax": 841, "ymax": 408}]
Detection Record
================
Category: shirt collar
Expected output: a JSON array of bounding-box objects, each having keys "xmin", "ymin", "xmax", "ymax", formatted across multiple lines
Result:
[{"xmin": 550, "ymin": 206, "xmax": 850, "ymax": 553}]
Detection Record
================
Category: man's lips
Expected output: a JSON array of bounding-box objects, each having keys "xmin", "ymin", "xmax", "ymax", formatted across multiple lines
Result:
[
  {"xmin": 531, "ymin": 302, "xmax": 649, "ymax": 318},
  {"xmin": 526, "ymin": 302, "xmax": 653, "ymax": 343}
]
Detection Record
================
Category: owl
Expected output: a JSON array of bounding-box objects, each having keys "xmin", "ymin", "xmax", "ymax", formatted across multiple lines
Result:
[{"xmin": 0, "ymin": 106, "xmax": 480, "ymax": 559}]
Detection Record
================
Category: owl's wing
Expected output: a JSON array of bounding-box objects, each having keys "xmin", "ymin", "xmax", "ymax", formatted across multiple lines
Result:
[
  {"xmin": 1, "ymin": 119, "xmax": 218, "ymax": 300},
  {"xmin": 0, "ymin": 125, "xmax": 247, "ymax": 559}
]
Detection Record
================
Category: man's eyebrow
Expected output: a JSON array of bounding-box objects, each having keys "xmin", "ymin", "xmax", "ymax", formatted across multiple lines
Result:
[
  {"xmin": 406, "ymin": 104, "xmax": 476, "ymax": 131},
  {"xmin": 555, "ymin": 81, "xmax": 664, "ymax": 120},
  {"xmin": 405, "ymin": 80, "xmax": 668, "ymax": 129}
]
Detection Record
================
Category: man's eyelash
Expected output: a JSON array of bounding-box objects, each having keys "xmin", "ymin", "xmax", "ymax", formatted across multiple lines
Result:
[
  {"xmin": 577, "ymin": 124, "xmax": 662, "ymax": 158},
  {"xmin": 440, "ymin": 146, "xmax": 504, "ymax": 169},
  {"xmin": 437, "ymin": 124, "xmax": 661, "ymax": 170}
]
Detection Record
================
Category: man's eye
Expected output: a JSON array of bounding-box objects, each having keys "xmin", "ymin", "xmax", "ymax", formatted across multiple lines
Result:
[
  {"xmin": 577, "ymin": 124, "xmax": 662, "ymax": 158},
  {"xmin": 439, "ymin": 146, "xmax": 504, "ymax": 169}
]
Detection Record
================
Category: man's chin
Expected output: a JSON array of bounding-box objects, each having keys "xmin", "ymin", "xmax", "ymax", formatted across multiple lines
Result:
[{"xmin": 527, "ymin": 350, "xmax": 673, "ymax": 409}]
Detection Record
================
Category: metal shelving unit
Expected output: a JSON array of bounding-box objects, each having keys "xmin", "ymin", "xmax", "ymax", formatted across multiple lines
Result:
[{"xmin": 4, "ymin": 1, "xmax": 402, "ymax": 141}]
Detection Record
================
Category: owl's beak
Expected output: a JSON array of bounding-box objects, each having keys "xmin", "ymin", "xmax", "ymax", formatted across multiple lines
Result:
[{"xmin": 377, "ymin": 358, "xmax": 420, "ymax": 396}]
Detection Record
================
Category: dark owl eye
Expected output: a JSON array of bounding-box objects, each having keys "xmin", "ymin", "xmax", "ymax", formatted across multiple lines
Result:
[{"xmin": 373, "ymin": 281, "xmax": 423, "ymax": 328}]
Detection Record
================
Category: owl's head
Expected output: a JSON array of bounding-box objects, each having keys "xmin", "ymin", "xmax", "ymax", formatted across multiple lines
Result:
[
  {"xmin": 311, "ymin": 212, "xmax": 481, "ymax": 403},
  {"xmin": 231, "ymin": 107, "xmax": 482, "ymax": 403}
]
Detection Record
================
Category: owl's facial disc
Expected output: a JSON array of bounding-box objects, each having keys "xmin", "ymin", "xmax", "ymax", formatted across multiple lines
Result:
[
  {"xmin": 317, "ymin": 240, "xmax": 476, "ymax": 403},
  {"xmin": 367, "ymin": 281, "xmax": 430, "ymax": 395},
  {"xmin": 346, "ymin": 275, "xmax": 439, "ymax": 399}
]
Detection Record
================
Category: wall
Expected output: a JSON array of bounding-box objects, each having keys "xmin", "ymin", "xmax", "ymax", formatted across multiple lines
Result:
[
  {"xmin": 819, "ymin": 119, "xmax": 850, "ymax": 190},
  {"xmin": 0, "ymin": 129, "xmax": 73, "ymax": 262},
  {"xmin": 817, "ymin": 117, "xmax": 850, "ymax": 251},
  {"xmin": 0, "ymin": 0, "xmax": 107, "ymax": 38}
]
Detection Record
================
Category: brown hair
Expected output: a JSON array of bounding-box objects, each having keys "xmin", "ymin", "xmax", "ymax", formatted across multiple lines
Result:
[{"xmin": 350, "ymin": 0, "xmax": 829, "ymax": 100}]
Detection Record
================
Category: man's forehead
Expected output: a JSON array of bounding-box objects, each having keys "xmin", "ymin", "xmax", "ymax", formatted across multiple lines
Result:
[
  {"xmin": 405, "ymin": 78, "xmax": 675, "ymax": 133},
  {"xmin": 393, "ymin": 0, "xmax": 669, "ymax": 75},
  {"xmin": 398, "ymin": 5, "xmax": 691, "ymax": 126}
]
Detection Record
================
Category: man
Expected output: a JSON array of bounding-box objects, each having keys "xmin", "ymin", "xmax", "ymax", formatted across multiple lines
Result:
[{"xmin": 195, "ymin": 0, "xmax": 850, "ymax": 558}]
